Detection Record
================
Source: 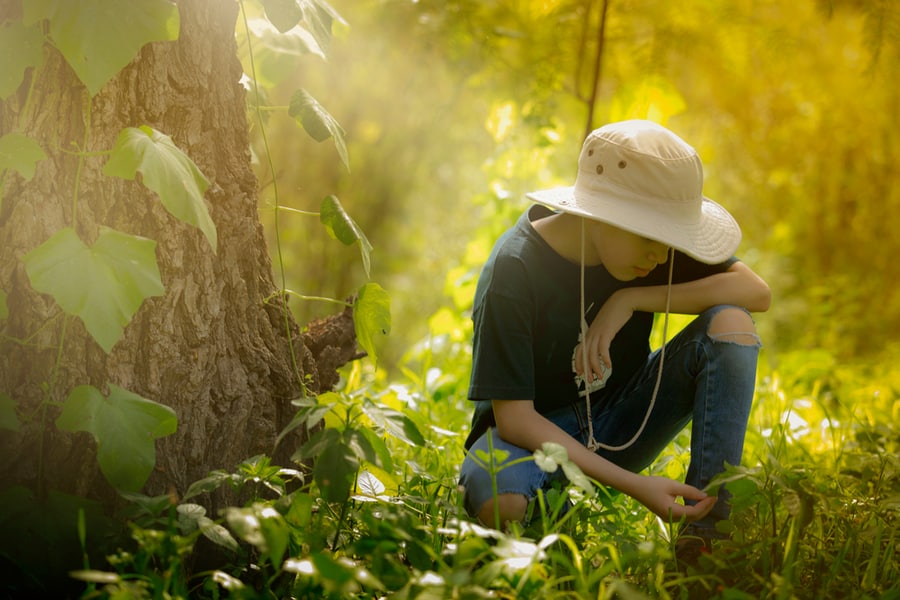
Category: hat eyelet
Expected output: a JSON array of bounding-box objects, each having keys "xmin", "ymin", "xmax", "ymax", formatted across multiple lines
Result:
[
  {"xmin": 595, "ymin": 164, "xmax": 604, "ymax": 175},
  {"xmin": 618, "ymin": 160, "xmax": 627, "ymax": 169},
  {"xmin": 587, "ymin": 149, "xmax": 595, "ymax": 156}
]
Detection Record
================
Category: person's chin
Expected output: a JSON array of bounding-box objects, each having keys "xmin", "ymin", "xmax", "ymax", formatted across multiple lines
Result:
[{"xmin": 612, "ymin": 271, "xmax": 638, "ymax": 282}]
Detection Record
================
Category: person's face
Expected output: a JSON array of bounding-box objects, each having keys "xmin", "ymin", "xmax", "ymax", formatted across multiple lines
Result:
[{"xmin": 589, "ymin": 221, "xmax": 669, "ymax": 281}]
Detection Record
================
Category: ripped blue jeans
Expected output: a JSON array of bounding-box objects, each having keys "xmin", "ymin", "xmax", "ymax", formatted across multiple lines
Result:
[{"xmin": 458, "ymin": 305, "xmax": 761, "ymax": 532}]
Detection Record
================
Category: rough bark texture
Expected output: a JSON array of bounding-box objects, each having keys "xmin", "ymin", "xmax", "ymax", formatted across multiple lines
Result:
[{"xmin": 0, "ymin": 0, "xmax": 354, "ymax": 507}]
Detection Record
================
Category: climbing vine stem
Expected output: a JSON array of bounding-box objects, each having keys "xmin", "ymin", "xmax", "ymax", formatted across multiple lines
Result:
[{"xmin": 237, "ymin": 0, "xmax": 305, "ymax": 392}]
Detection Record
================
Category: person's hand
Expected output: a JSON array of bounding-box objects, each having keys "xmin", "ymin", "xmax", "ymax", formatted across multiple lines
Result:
[
  {"xmin": 629, "ymin": 475, "xmax": 717, "ymax": 523},
  {"xmin": 574, "ymin": 290, "xmax": 634, "ymax": 383}
]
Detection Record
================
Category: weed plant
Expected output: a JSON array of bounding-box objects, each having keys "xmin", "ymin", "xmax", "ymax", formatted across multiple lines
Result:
[{"xmin": 54, "ymin": 340, "xmax": 900, "ymax": 599}]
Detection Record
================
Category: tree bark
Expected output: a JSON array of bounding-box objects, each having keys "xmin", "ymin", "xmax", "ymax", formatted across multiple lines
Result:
[{"xmin": 0, "ymin": 0, "xmax": 352, "ymax": 506}]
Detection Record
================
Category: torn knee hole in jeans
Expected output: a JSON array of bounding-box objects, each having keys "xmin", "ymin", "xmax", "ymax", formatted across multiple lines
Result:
[
  {"xmin": 707, "ymin": 308, "xmax": 760, "ymax": 346},
  {"xmin": 708, "ymin": 331, "xmax": 761, "ymax": 346}
]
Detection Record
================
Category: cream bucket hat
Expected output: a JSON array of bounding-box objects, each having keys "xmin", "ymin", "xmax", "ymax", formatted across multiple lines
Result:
[{"xmin": 526, "ymin": 119, "xmax": 741, "ymax": 264}]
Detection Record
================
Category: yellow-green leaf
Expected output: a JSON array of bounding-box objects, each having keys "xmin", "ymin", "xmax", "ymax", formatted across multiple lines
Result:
[
  {"xmin": 103, "ymin": 126, "xmax": 217, "ymax": 252},
  {"xmin": 24, "ymin": 0, "xmax": 179, "ymax": 96},
  {"xmin": 320, "ymin": 195, "xmax": 372, "ymax": 276},
  {"xmin": 0, "ymin": 20, "xmax": 44, "ymax": 100},
  {"xmin": 289, "ymin": 89, "xmax": 349, "ymax": 170},
  {"xmin": 353, "ymin": 282, "xmax": 390, "ymax": 364},
  {"xmin": 23, "ymin": 227, "xmax": 164, "ymax": 353},
  {"xmin": 56, "ymin": 384, "xmax": 177, "ymax": 491},
  {"xmin": 0, "ymin": 134, "xmax": 46, "ymax": 181}
]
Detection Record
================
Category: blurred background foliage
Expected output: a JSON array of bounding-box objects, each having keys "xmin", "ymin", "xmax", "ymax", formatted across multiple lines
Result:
[{"xmin": 242, "ymin": 0, "xmax": 900, "ymax": 374}]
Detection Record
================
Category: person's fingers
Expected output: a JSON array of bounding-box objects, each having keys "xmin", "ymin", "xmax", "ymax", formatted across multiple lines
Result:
[
  {"xmin": 677, "ymin": 483, "xmax": 712, "ymax": 502},
  {"xmin": 680, "ymin": 496, "xmax": 718, "ymax": 522},
  {"xmin": 589, "ymin": 351, "xmax": 605, "ymax": 382},
  {"xmin": 574, "ymin": 343, "xmax": 584, "ymax": 376}
]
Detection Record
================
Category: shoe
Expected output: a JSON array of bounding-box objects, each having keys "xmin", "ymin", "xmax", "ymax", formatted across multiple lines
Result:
[
  {"xmin": 674, "ymin": 524, "xmax": 720, "ymax": 569},
  {"xmin": 674, "ymin": 534, "xmax": 711, "ymax": 567}
]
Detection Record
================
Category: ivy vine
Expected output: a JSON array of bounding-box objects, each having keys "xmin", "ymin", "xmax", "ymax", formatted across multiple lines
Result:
[{"xmin": 0, "ymin": 0, "xmax": 390, "ymax": 493}]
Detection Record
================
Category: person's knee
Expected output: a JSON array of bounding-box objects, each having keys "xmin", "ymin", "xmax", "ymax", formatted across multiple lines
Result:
[
  {"xmin": 477, "ymin": 493, "xmax": 528, "ymax": 529},
  {"xmin": 708, "ymin": 307, "xmax": 759, "ymax": 346}
]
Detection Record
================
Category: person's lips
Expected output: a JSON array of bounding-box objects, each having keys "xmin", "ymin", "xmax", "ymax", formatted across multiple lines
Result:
[{"xmin": 633, "ymin": 266, "xmax": 652, "ymax": 277}]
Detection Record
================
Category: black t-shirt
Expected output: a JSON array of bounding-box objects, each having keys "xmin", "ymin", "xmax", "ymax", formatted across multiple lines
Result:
[{"xmin": 465, "ymin": 205, "xmax": 736, "ymax": 449}]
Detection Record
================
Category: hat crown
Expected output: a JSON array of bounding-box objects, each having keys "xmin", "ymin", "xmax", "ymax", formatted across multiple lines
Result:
[
  {"xmin": 525, "ymin": 119, "xmax": 741, "ymax": 264},
  {"xmin": 575, "ymin": 120, "xmax": 704, "ymax": 213}
]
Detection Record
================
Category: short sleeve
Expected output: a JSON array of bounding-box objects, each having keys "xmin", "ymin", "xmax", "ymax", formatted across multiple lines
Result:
[{"xmin": 468, "ymin": 255, "xmax": 536, "ymax": 401}]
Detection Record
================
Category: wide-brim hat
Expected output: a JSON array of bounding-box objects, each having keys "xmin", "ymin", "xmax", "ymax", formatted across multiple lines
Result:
[{"xmin": 526, "ymin": 120, "xmax": 741, "ymax": 264}]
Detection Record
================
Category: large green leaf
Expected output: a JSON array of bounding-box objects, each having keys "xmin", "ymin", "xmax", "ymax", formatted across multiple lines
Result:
[
  {"xmin": 314, "ymin": 437, "xmax": 358, "ymax": 504},
  {"xmin": 353, "ymin": 282, "xmax": 390, "ymax": 364},
  {"xmin": 274, "ymin": 394, "xmax": 334, "ymax": 450},
  {"xmin": 0, "ymin": 133, "xmax": 46, "ymax": 181},
  {"xmin": 293, "ymin": 426, "xmax": 340, "ymax": 462},
  {"xmin": 23, "ymin": 227, "xmax": 164, "ymax": 353},
  {"xmin": 225, "ymin": 503, "xmax": 289, "ymax": 567},
  {"xmin": 361, "ymin": 401, "xmax": 425, "ymax": 447},
  {"xmin": 262, "ymin": 0, "xmax": 345, "ymax": 51},
  {"xmin": 103, "ymin": 126, "xmax": 216, "ymax": 252},
  {"xmin": 294, "ymin": 428, "xmax": 359, "ymax": 501},
  {"xmin": 0, "ymin": 20, "xmax": 44, "ymax": 100},
  {"xmin": 56, "ymin": 384, "xmax": 177, "ymax": 491},
  {"xmin": 320, "ymin": 195, "xmax": 372, "ymax": 276},
  {"xmin": 289, "ymin": 89, "xmax": 349, "ymax": 170},
  {"xmin": 23, "ymin": 0, "xmax": 179, "ymax": 96},
  {"xmin": 353, "ymin": 426, "xmax": 393, "ymax": 471},
  {"xmin": 177, "ymin": 503, "xmax": 239, "ymax": 552},
  {"xmin": 261, "ymin": 0, "xmax": 304, "ymax": 32}
]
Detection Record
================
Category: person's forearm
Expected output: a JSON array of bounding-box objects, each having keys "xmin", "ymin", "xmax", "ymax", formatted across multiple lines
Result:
[
  {"xmin": 491, "ymin": 399, "xmax": 716, "ymax": 521},
  {"xmin": 620, "ymin": 262, "xmax": 771, "ymax": 315},
  {"xmin": 493, "ymin": 400, "xmax": 641, "ymax": 492}
]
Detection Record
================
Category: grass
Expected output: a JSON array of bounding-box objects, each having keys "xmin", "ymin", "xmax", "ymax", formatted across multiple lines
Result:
[{"xmin": 7, "ymin": 337, "xmax": 900, "ymax": 599}]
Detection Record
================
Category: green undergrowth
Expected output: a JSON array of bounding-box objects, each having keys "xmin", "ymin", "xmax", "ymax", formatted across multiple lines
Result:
[{"xmin": 6, "ymin": 341, "xmax": 899, "ymax": 599}]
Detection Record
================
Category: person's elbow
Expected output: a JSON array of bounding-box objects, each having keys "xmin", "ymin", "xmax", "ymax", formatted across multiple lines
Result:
[
  {"xmin": 492, "ymin": 399, "xmax": 537, "ymax": 448},
  {"xmin": 730, "ymin": 262, "xmax": 771, "ymax": 313},
  {"xmin": 749, "ymin": 278, "xmax": 771, "ymax": 313}
]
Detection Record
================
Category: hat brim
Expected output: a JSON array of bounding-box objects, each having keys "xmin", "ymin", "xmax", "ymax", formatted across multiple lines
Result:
[{"xmin": 526, "ymin": 186, "xmax": 741, "ymax": 264}]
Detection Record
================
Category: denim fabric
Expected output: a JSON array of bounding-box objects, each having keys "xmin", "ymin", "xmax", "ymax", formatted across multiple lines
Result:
[{"xmin": 458, "ymin": 305, "xmax": 760, "ymax": 529}]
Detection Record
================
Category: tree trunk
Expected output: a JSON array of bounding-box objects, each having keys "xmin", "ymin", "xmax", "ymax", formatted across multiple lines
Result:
[{"xmin": 0, "ymin": 0, "xmax": 352, "ymax": 506}]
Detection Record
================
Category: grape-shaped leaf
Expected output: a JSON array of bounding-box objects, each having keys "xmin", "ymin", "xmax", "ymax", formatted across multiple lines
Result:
[
  {"xmin": 103, "ymin": 126, "xmax": 217, "ymax": 252},
  {"xmin": 354, "ymin": 282, "xmax": 390, "ymax": 364},
  {"xmin": 24, "ymin": 0, "xmax": 179, "ymax": 96},
  {"xmin": 56, "ymin": 384, "xmax": 177, "ymax": 491},
  {"xmin": 23, "ymin": 227, "xmax": 164, "ymax": 353},
  {"xmin": 0, "ymin": 133, "xmax": 46, "ymax": 181},
  {"xmin": 0, "ymin": 20, "xmax": 44, "ymax": 100}
]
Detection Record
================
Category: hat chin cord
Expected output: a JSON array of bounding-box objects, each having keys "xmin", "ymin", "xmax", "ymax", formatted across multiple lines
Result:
[{"xmin": 579, "ymin": 219, "xmax": 674, "ymax": 452}]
